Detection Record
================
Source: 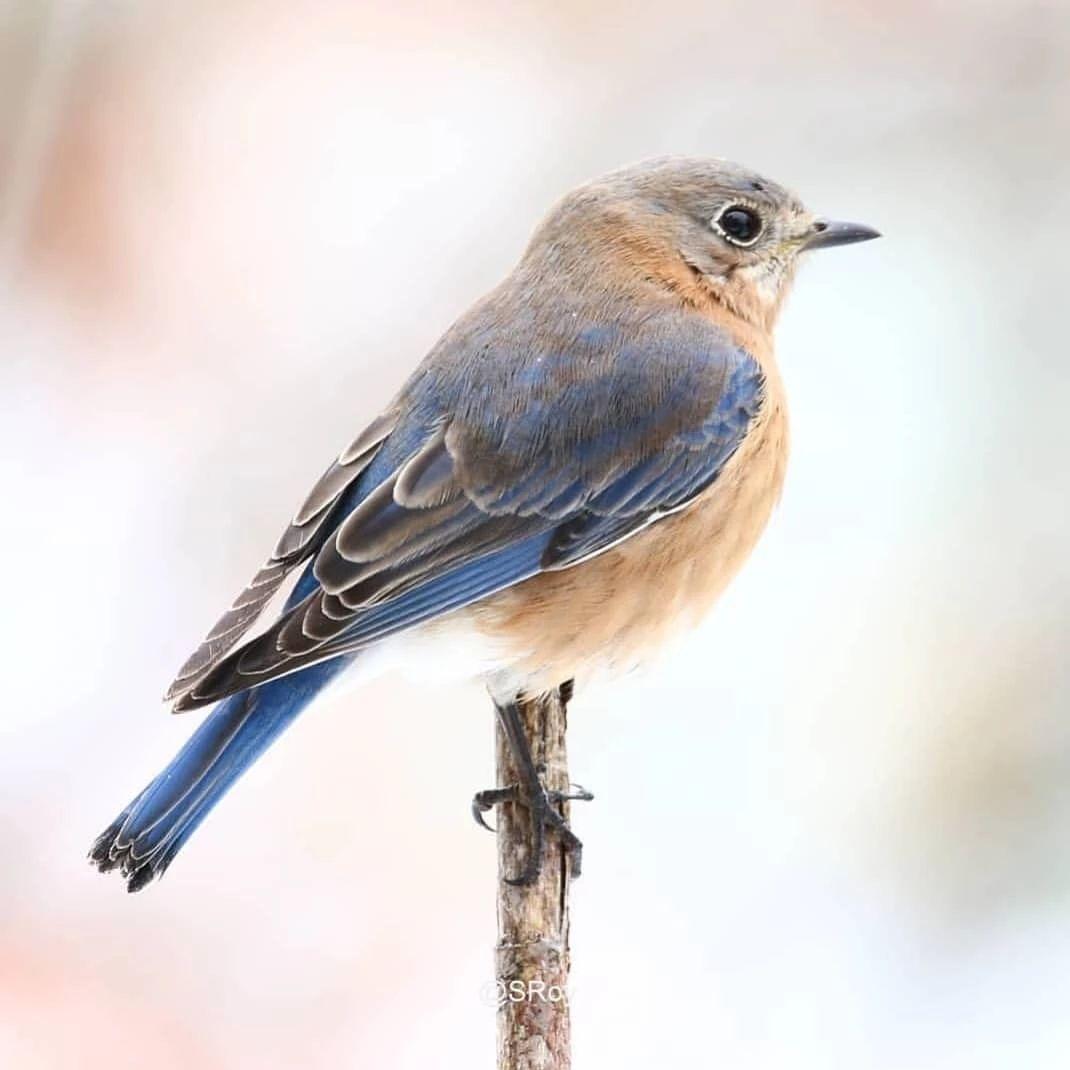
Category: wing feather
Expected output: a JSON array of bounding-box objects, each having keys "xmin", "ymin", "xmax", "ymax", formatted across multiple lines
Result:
[{"xmin": 164, "ymin": 410, "xmax": 398, "ymax": 701}]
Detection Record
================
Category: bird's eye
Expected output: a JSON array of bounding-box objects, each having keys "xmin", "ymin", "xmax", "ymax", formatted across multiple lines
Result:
[{"xmin": 714, "ymin": 206, "xmax": 763, "ymax": 246}]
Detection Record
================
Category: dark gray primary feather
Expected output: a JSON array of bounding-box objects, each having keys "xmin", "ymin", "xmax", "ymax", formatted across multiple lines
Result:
[
  {"xmin": 170, "ymin": 297, "xmax": 764, "ymax": 712},
  {"xmin": 164, "ymin": 411, "xmax": 397, "ymax": 701}
]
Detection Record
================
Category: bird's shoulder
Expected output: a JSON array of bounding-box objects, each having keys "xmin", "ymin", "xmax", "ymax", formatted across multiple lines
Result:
[{"xmin": 402, "ymin": 293, "xmax": 766, "ymax": 457}]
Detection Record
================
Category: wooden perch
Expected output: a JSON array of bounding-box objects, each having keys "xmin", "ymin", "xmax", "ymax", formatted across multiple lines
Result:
[{"xmin": 494, "ymin": 688, "xmax": 576, "ymax": 1070}]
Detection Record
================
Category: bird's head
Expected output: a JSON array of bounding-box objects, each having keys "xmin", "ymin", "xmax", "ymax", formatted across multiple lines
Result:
[{"xmin": 532, "ymin": 156, "xmax": 879, "ymax": 331}]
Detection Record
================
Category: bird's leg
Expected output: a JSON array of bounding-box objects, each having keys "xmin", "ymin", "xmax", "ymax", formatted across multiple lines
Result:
[{"xmin": 471, "ymin": 681, "xmax": 593, "ymax": 886}]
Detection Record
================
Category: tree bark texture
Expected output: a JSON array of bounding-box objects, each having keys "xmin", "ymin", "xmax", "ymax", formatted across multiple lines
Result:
[{"xmin": 495, "ymin": 690, "xmax": 574, "ymax": 1070}]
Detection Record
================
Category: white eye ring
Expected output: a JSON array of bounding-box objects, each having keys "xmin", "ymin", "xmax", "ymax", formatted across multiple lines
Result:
[{"xmin": 711, "ymin": 204, "xmax": 764, "ymax": 247}]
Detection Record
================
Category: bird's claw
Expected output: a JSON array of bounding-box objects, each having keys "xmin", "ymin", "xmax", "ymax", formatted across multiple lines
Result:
[
  {"xmin": 553, "ymin": 783, "xmax": 595, "ymax": 805},
  {"xmin": 471, "ymin": 780, "xmax": 594, "ymax": 885},
  {"xmin": 471, "ymin": 786, "xmax": 518, "ymax": 832}
]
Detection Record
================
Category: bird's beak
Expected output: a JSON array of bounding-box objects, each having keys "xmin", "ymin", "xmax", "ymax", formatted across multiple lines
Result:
[{"xmin": 803, "ymin": 219, "xmax": 882, "ymax": 251}]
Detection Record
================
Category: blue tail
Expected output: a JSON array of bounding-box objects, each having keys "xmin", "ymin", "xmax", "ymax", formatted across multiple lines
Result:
[{"xmin": 89, "ymin": 657, "xmax": 349, "ymax": 892}]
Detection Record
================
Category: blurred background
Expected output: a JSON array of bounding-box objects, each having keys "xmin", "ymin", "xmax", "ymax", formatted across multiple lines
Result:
[{"xmin": 2, "ymin": 0, "xmax": 1069, "ymax": 1066}]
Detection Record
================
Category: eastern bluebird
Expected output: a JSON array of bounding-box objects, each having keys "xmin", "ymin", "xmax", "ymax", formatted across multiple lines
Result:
[{"xmin": 90, "ymin": 157, "xmax": 879, "ymax": 891}]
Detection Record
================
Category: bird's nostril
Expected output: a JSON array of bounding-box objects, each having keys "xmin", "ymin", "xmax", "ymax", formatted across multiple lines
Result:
[{"xmin": 813, "ymin": 220, "xmax": 829, "ymax": 232}]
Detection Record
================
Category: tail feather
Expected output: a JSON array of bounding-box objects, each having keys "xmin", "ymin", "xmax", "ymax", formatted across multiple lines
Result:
[{"xmin": 90, "ymin": 657, "xmax": 349, "ymax": 891}]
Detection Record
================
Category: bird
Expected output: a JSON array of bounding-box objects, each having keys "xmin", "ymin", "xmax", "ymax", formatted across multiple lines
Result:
[{"xmin": 89, "ymin": 156, "xmax": 879, "ymax": 892}]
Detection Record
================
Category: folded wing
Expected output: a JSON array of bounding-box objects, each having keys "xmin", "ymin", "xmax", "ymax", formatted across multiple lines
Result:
[{"xmin": 170, "ymin": 312, "xmax": 765, "ymax": 711}]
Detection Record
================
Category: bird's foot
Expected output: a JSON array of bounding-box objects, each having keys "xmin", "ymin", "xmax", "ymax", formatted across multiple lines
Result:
[{"xmin": 472, "ymin": 778, "xmax": 594, "ymax": 885}]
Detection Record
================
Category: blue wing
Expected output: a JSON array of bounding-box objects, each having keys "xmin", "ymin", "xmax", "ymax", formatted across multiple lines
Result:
[{"xmin": 173, "ymin": 310, "xmax": 764, "ymax": 710}]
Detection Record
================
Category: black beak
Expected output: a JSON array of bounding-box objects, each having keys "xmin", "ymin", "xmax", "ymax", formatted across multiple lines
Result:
[{"xmin": 804, "ymin": 219, "xmax": 881, "ymax": 251}]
